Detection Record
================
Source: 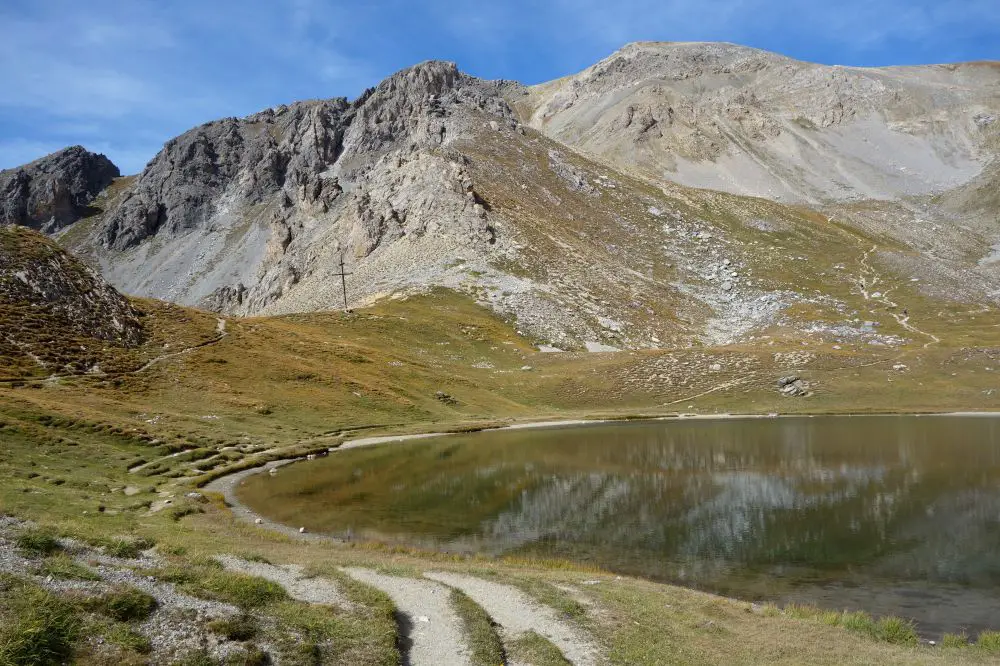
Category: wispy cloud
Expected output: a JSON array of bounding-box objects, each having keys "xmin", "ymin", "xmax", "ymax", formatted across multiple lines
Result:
[{"xmin": 1, "ymin": 0, "xmax": 997, "ymax": 173}]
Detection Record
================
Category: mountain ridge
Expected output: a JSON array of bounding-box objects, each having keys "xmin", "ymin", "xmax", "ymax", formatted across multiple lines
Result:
[{"xmin": 3, "ymin": 42, "xmax": 999, "ymax": 351}]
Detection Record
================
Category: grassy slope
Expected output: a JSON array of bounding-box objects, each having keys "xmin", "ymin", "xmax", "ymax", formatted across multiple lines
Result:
[{"xmin": 3, "ymin": 288, "xmax": 1000, "ymax": 663}]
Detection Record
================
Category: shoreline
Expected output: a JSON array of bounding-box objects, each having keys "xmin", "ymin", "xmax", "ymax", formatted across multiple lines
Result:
[{"xmin": 204, "ymin": 410, "xmax": 1000, "ymax": 541}]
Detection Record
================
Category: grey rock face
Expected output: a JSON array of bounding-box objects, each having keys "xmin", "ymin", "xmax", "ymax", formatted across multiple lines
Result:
[
  {"xmin": 517, "ymin": 41, "xmax": 1000, "ymax": 202},
  {"xmin": 101, "ymin": 60, "xmax": 515, "ymax": 252},
  {"xmin": 101, "ymin": 98, "xmax": 352, "ymax": 250},
  {"xmin": 0, "ymin": 146, "xmax": 120, "ymax": 233}
]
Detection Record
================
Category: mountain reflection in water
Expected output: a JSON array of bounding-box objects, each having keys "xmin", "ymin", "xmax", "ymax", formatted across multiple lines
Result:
[{"xmin": 239, "ymin": 415, "xmax": 1000, "ymax": 635}]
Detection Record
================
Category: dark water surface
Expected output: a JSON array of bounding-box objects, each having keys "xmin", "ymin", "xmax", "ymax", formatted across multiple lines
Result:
[{"xmin": 238, "ymin": 415, "xmax": 1000, "ymax": 636}]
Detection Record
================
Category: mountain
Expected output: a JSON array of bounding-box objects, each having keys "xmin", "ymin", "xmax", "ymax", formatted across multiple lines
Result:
[
  {"xmin": 7, "ymin": 43, "xmax": 1000, "ymax": 351},
  {"xmin": 516, "ymin": 42, "xmax": 1000, "ymax": 203},
  {"xmin": 0, "ymin": 225, "xmax": 144, "ymax": 378},
  {"xmin": 0, "ymin": 146, "xmax": 120, "ymax": 233}
]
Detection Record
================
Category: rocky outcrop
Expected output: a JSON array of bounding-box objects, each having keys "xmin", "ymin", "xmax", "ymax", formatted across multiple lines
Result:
[
  {"xmin": 100, "ymin": 61, "xmax": 516, "ymax": 253},
  {"xmin": 0, "ymin": 146, "xmax": 120, "ymax": 233},
  {"xmin": 0, "ymin": 226, "xmax": 144, "ymax": 347},
  {"xmin": 58, "ymin": 60, "xmax": 517, "ymax": 316},
  {"xmin": 0, "ymin": 226, "xmax": 145, "ymax": 377}
]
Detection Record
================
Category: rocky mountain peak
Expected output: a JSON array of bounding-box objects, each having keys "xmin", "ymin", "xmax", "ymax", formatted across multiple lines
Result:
[{"xmin": 0, "ymin": 145, "xmax": 120, "ymax": 233}]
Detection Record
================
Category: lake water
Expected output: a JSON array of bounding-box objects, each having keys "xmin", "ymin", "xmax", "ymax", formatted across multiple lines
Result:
[{"xmin": 238, "ymin": 415, "xmax": 1000, "ymax": 637}]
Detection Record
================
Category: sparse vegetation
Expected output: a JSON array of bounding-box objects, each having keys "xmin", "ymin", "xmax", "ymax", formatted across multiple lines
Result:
[
  {"xmin": 450, "ymin": 588, "xmax": 505, "ymax": 666},
  {"xmin": 88, "ymin": 586, "xmax": 159, "ymax": 623},
  {"xmin": 37, "ymin": 554, "xmax": 100, "ymax": 581},
  {"xmin": 15, "ymin": 528, "xmax": 62, "ymax": 556},
  {"xmin": 0, "ymin": 575, "xmax": 81, "ymax": 666},
  {"xmin": 207, "ymin": 614, "xmax": 259, "ymax": 641}
]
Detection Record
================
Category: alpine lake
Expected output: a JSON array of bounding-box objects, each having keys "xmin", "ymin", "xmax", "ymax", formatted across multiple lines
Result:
[{"xmin": 237, "ymin": 415, "xmax": 1000, "ymax": 637}]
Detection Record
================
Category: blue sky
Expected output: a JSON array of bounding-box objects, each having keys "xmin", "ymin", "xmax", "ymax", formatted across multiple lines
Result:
[{"xmin": 1, "ymin": 0, "xmax": 997, "ymax": 174}]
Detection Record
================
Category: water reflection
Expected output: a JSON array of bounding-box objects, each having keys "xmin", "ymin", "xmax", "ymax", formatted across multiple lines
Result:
[{"xmin": 239, "ymin": 415, "xmax": 1000, "ymax": 635}]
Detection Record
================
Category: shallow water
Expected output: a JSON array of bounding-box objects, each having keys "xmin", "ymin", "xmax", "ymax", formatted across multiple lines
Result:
[{"xmin": 238, "ymin": 415, "xmax": 1000, "ymax": 636}]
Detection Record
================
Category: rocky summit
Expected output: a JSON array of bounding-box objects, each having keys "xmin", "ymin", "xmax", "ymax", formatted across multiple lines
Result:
[
  {"xmin": 5, "ymin": 43, "xmax": 1000, "ymax": 352},
  {"xmin": 0, "ymin": 145, "xmax": 119, "ymax": 234}
]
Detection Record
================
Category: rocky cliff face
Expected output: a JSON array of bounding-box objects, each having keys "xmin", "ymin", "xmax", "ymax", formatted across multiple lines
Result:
[
  {"xmin": 80, "ymin": 61, "xmax": 515, "ymax": 316},
  {"xmin": 0, "ymin": 146, "xmax": 120, "ymax": 233}
]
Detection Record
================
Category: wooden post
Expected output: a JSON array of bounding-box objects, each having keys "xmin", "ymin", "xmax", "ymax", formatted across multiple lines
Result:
[{"xmin": 334, "ymin": 254, "xmax": 352, "ymax": 311}]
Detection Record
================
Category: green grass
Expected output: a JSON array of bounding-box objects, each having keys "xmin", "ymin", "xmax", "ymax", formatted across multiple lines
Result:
[
  {"xmin": 15, "ymin": 527, "xmax": 62, "ymax": 556},
  {"xmin": 104, "ymin": 622, "xmax": 153, "ymax": 654},
  {"xmin": 88, "ymin": 586, "xmax": 158, "ymax": 622},
  {"xmin": 191, "ymin": 571, "xmax": 287, "ymax": 610},
  {"xmin": 509, "ymin": 631, "xmax": 571, "ymax": 666},
  {"xmin": 782, "ymin": 606, "xmax": 918, "ymax": 646},
  {"xmin": 942, "ymin": 631, "xmax": 969, "ymax": 648},
  {"xmin": 449, "ymin": 588, "xmax": 505, "ymax": 666},
  {"xmin": 977, "ymin": 630, "xmax": 1000, "ymax": 652},
  {"xmin": 207, "ymin": 613, "xmax": 259, "ymax": 641},
  {"xmin": 102, "ymin": 536, "xmax": 155, "ymax": 559},
  {"xmin": 0, "ymin": 574, "xmax": 81, "ymax": 666},
  {"xmin": 37, "ymin": 554, "xmax": 100, "ymax": 581}
]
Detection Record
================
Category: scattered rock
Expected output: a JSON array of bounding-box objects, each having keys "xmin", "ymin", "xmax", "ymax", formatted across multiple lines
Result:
[{"xmin": 434, "ymin": 390, "xmax": 459, "ymax": 405}]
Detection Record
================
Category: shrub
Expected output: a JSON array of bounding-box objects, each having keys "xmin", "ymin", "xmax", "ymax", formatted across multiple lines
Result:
[{"xmin": 941, "ymin": 631, "xmax": 969, "ymax": 648}]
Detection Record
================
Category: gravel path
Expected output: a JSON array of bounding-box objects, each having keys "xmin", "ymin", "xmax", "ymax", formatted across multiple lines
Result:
[
  {"xmin": 425, "ymin": 571, "xmax": 602, "ymax": 666},
  {"xmin": 217, "ymin": 555, "xmax": 353, "ymax": 608},
  {"xmin": 341, "ymin": 567, "xmax": 472, "ymax": 666}
]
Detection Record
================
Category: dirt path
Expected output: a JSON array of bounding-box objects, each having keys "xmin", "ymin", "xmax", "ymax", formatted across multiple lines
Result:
[
  {"xmin": 217, "ymin": 555, "xmax": 353, "ymax": 608},
  {"xmin": 855, "ymin": 245, "xmax": 940, "ymax": 348},
  {"xmin": 341, "ymin": 567, "xmax": 472, "ymax": 666},
  {"xmin": 425, "ymin": 571, "xmax": 602, "ymax": 666},
  {"xmin": 0, "ymin": 317, "xmax": 230, "ymax": 385}
]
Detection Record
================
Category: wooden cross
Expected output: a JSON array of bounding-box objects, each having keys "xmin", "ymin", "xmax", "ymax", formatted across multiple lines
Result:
[{"xmin": 334, "ymin": 254, "xmax": 351, "ymax": 311}]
